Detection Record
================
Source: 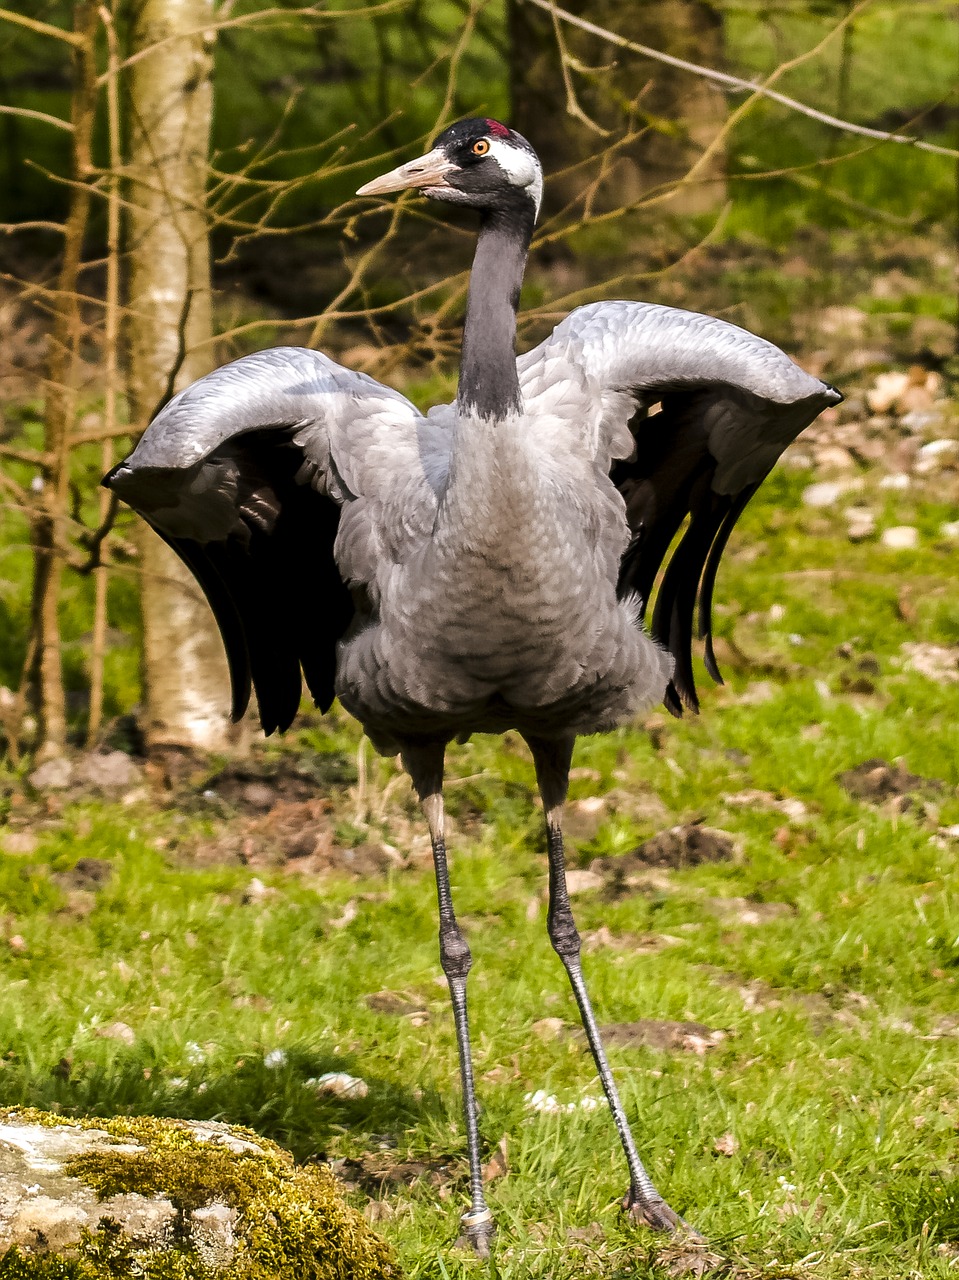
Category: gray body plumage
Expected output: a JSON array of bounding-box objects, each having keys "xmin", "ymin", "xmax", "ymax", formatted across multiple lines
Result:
[{"xmin": 108, "ymin": 300, "xmax": 838, "ymax": 749}]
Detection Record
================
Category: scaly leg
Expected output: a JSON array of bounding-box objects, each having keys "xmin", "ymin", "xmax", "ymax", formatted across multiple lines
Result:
[
  {"xmin": 402, "ymin": 740, "xmax": 495, "ymax": 1257},
  {"xmin": 525, "ymin": 734, "xmax": 694, "ymax": 1235}
]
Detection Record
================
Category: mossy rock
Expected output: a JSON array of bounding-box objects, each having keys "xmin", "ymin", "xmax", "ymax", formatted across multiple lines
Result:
[{"xmin": 0, "ymin": 1109, "xmax": 401, "ymax": 1279}]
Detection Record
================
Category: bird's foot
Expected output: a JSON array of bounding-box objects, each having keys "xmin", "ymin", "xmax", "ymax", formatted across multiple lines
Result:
[
  {"xmin": 455, "ymin": 1206, "xmax": 496, "ymax": 1257},
  {"xmin": 623, "ymin": 1190, "xmax": 703, "ymax": 1241}
]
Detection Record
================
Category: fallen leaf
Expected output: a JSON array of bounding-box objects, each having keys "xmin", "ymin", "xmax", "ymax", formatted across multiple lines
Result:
[
  {"xmin": 532, "ymin": 1016, "xmax": 566, "ymax": 1041},
  {"xmin": 482, "ymin": 1134, "xmax": 508, "ymax": 1183}
]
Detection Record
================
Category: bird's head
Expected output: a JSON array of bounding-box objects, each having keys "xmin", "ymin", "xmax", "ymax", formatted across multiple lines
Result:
[{"xmin": 357, "ymin": 118, "xmax": 542, "ymax": 221}]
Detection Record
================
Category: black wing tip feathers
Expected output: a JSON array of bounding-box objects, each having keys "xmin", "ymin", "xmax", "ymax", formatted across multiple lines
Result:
[{"xmin": 101, "ymin": 462, "xmax": 127, "ymax": 490}]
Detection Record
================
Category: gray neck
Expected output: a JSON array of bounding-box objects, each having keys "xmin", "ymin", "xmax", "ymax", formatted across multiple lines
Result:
[{"xmin": 457, "ymin": 205, "xmax": 534, "ymax": 418}]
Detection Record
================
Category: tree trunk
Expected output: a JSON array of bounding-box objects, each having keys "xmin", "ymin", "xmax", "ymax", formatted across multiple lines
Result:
[
  {"xmin": 510, "ymin": 0, "xmax": 726, "ymax": 216},
  {"xmin": 29, "ymin": 0, "xmax": 98, "ymax": 759},
  {"xmin": 125, "ymin": 0, "xmax": 243, "ymax": 755}
]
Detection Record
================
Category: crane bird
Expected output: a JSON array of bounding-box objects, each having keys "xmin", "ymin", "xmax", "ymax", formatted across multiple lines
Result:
[{"xmin": 105, "ymin": 117, "xmax": 840, "ymax": 1253}]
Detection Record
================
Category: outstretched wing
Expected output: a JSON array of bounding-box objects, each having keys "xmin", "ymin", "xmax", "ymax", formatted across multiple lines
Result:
[
  {"xmin": 531, "ymin": 301, "xmax": 841, "ymax": 716},
  {"xmin": 105, "ymin": 346, "xmax": 435, "ymax": 735}
]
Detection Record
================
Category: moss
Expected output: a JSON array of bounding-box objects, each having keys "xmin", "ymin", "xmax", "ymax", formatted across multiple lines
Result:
[
  {"xmin": 0, "ymin": 1247, "xmax": 93, "ymax": 1278},
  {"xmin": 0, "ymin": 1112, "xmax": 402, "ymax": 1280}
]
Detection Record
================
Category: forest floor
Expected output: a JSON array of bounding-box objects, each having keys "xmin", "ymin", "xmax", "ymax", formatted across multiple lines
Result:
[{"xmin": 1, "ymin": 239, "xmax": 959, "ymax": 1276}]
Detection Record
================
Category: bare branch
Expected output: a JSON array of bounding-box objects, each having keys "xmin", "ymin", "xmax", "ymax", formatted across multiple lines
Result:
[
  {"xmin": 0, "ymin": 104, "xmax": 75, "ymax": 132},
  {"xmin": 97, "ymin": 0, "xmax": 413, "ymax": 86},
  {"xmin": 0, "ymin": 6, "xmax": 84, "ymax": 44},
  {"xmin": 526, "ymin": 0, "xmax": 959, "ymax": 160},
  {"xmin": 0, "ymin": 445, "xmax": 52, "ymax": 467}
]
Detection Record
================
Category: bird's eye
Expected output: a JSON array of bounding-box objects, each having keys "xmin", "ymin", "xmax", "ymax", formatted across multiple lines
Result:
[{"xmin": 472, "ymin": 139, "xmax": 490, "ymax": 156}]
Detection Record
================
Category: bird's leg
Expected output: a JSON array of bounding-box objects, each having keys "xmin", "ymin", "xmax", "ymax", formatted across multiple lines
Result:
[
  {"xmin": 525, "ymin": 734, "xmax": 693, "ymax": 1236},
  {"xmin": 402, "ymin": 741, "xmax": 495, "ymax": 1258}
]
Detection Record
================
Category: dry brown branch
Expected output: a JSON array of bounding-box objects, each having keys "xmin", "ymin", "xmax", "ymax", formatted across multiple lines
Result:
[
  {"xmin": 28, "ymin": 0, "xmax": 99, "ymax": 758},
  {"xmin": 528, "ymin": 0, "xmax": 959, "ymax": 160},
  {"xmin": 0, "ymin": 221, "xmax": 68, "ymax": 235},
  {"xmin": 87, "ymin": 0, "xmax": 124, "ymax": 746}
]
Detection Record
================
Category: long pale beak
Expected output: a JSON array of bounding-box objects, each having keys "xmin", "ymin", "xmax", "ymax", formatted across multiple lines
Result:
[{"xmin": 356, "ymin": 147, "xmax": 457, "ymax": 197}]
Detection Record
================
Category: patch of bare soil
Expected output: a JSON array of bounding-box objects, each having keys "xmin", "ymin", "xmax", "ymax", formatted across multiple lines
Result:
[
  {"xmin": 581, "ymin": 925, "xmax": 685, "ymax": 954},
  {"xmin": 364, "ymin": 990, "xmax": 431, "ymax": 1025},
  {"xmin": 578, "ymin": 1019, "xmax": 728, "ymax": 1054},
  {"xmin": 191, "ymin": 796, "xmax": 406, "ymax": 880},
  {"xmin": 589, "ymin": 825, "xmax": 737, "ymax": 898},
  {"xmin": 656, "ymin": 1240, "xmax": 729, "ymax": 1277},
  {"xmin": 704, "ymin": 896, "xmax": 794, "ymax": 927},
  {"xmin": 60, "ymin": 857, "xmax": 112, "ymax": 888},
  {"xmin": 330, "ymin": 1150, "xmax": 462, "ymax": 1195},
  {"xmin": 838, "ymin": 758, "xmax": 944, "ymax": 803},
  {"xmin": 201, "ymin": 760, "xmax": 323, "ymax": 812}
]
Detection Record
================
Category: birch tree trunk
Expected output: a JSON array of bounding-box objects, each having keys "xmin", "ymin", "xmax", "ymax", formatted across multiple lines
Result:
[
  {"xmin": 510, "ymin": 0, "xmax": 726, "ymax": 216},
  {"xmin": 126, "ymin": 0, "xmax": 242, "ymax": 755}
]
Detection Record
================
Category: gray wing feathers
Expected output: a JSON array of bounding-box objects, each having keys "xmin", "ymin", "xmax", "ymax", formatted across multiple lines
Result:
[
  {"xmin": 520, "ymin": 299, "xmax": 840, "ymax": 716},
  {"xmin": 106, "ymin": 346, "xmax": 444, "ymax": 734},
  {"xmin": 124, "ymin": 346, "xmax": 420, "ymax": 475},
  {"xmin": 538, "ymin": 300, "xmax": 833, "ymax": 406}
]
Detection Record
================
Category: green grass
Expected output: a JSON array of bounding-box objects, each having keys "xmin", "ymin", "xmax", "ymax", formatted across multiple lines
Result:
[{"xmin": 2, "ymin": 419, "xmax": 959, "ymax": 1276}]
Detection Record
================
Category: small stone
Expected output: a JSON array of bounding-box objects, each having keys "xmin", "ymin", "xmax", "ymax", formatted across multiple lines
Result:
[
  {"xmin": 564, "ymin": 869, "xmax": 604, "ymax": 895},
  {"xmin": 814, "ymin": 445, "xmax": 856, "ymax": 470},
  {"xmin": 309, "ymin": 1071, "xmax": 369, "ymax": 1099},
  {"xmin": 844, "ymin": 507, "xmax": 875, "ymax": 542},
  {"xmin": 28, "ymin": 757, "xmax": 74, "ymax": 790},
  {"xmin": 242, "ymin": 877, "xmax": 276, "ymax": 904},
  {"xmin": 801, "ymin": 481, "xmax": 846, "ymax": 507},
  {"xmin": 900, "ymin": 643, "xmax": 959, "ymax": 684},
  {"xmin": 76, "ymin": 751, "xmax": 141, "ymax": 792},
  {"xmin": 866, "ymin": 370, "xmax": 909, "ymax": 414},
  {"xmin": 240, "ymin": 782, "xmax": 275, "ymax": 810},
  {"xmin": 881, "ymin": 525, "xmax": 919, "ymax": 550},
  {"xmin": 879, "ymin": 473, "xmax": 910, "ymax": 490},
  {"xmin": 940, "ymin": 521, "xmax": 959, "ymax": 540},
  {"xmin": 8, "ymin": 935, "xmax": 27, "ymax": 954},
  {"xmin": 0, "ymin": 832, "xmax": 38, "ymax": 856}
]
